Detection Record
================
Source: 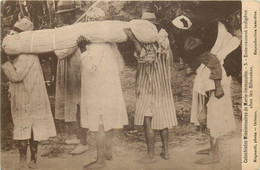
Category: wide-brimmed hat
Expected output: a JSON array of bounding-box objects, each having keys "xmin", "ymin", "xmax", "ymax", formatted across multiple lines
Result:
[{"xmin": 13, "ymin": 18, "xmax": 34, "ymax": 32}]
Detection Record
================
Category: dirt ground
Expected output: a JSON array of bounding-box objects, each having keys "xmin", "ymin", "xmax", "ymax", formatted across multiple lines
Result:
[
  {"xmin": 1, "ymin": 131, "xmax": 241, "ymax": 170},
  {"xmin": 1, "ymin": 64, "xmax": 242, "ymax": 170}
]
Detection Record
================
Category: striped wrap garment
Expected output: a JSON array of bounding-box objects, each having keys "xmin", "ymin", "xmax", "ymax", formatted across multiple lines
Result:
[{"xmin": 134, "ymin": 29, "xmax": 177, "ymax": 130}]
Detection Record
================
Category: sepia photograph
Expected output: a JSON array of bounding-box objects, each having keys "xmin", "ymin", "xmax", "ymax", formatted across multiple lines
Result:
[{"xmin": 0, "ymin": 0, "xmax": 251, "ymax": 170}]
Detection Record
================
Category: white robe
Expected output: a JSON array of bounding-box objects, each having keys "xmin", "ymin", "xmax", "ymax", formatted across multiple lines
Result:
[
  {"xmin": 2, "ymin": 54, "xmax": 57, "ymax": 140},
  {"xmin": 191, "ymin": 22, "xmax": 240, "ymax": 139},
  {"xmin": 80, "ymin": 43, "xmax": 128, "ymax": 132}
]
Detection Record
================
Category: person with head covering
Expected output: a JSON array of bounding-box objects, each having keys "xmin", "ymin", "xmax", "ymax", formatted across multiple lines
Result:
[
  {"xmin": 190, "ymin": 20, "xmax": 238, "ymax": 164},
  {"xmin": 85, "ymin": 7, "xmax": 106, "ymax": 22},
  {"xmin": 76, "ymin": 7, "xmax": 128, "ymax": 169},
  {"xmin": 1, "ymin": 18, "xmax": 57, "ymax": 169},
  {"xmin": 68, "ymin": 6, "xmax": 108, "ymax": 156},
  {"xmin": 170, "ymin": 15, "xmax": 238, "ymax": 164},
  {"xmin": 53, "ymin": 1, "xmax": 88, "ymax": 152},
  {"xmin": 167, "ymin": 14, "xmax": 199, "ymax": 76},
  {"xmin": 124, "ymin": 6, "xmax": 177, "ymax": 163}
]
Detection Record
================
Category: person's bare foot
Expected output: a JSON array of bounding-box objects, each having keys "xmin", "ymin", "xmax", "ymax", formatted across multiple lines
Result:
[
  {"xmin": 135, "ymin": 156, "xmax": 157, "ymax": 164},
  {"xmin": 160, "ymin": 147, "xmax": 170, "ymax": 160},
  {"xmin": 196, "ymin": 148, "xmax": 210, "ymax": 155},
  {"xmin": 82, "ymin": 161, "xmax": 106, "ymax": 170},
  {"xmin": 194, "ymin": 155, "xmax": 220, "ymax": 165},
  {"xmin": 71, "ymin": 144, "xmax": 89, "ymax": 155},
  {"xmin": 160, "ymin": 152, "xmax": 170, "ymax": 160},
  {"xmin": 28, "ymin": 161, "xmax": 38, "ymax": 169}
]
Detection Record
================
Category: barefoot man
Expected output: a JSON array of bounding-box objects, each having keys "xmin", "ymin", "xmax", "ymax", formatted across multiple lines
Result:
[
  {"xmin": 1, "ymin": 18, "xmax": 56, "ymax": 169},
  {"xmin": 124, "ymin": 7, "xmax": 177, "ymax": 163},
  {"xmin": 77, "ymin": 7, "xmax": 128, "ymax": 169},
  {"xmin": 186, "ymin": 20, "xmax": 239, "ymax": 164},
  {"xmin": 54, "ymin": 1, "xmax": 89, "ymax": 154}
]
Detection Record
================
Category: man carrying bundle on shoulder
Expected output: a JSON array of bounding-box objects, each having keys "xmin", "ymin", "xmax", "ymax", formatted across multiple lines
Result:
[
  {"xmin": 53, "ymin": 1, "xmax": 89, "ymax": 155},
  {"xmin": 1, "ymin": 18, "xmax": 57, "ymax": 170},
  {"xmin": 124, "ymin": 6, "xmax": 178, "ymax": 164},
  {"xmin": 76, "ymin": 7, "xmax": 128, "ymax": 169}
]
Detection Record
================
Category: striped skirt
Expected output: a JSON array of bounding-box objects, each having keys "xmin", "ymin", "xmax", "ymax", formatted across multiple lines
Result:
[{"xmin": 134, "ymin": 52, "xmax": 177, "ymax": 130}]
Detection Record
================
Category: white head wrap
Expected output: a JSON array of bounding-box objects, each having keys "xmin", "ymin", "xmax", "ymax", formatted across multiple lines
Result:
[
  {"xmin": 86, "ymin": 7, "xmax": 105, "ymax": 21},
  {"xmin": 141, "ymin": 12, "xmax": 156, "ymax": 20},
  {"xmin": 14, "ymin": 18, "xmax": 34, "ymax": 31},
  {"xmin": 172, "ymin": 15, "xmax": 192, "ymax": 30}
]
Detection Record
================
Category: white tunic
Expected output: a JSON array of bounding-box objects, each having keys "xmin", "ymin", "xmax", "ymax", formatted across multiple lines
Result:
[
  {"xmin": 191, "ymin": 22, "xmax": 240, "ymax": 139},
  {"xmin": 54, "ymin": 48, "xmax": 81, "ymax": 122},
  {"xmin": 2, "ymin": 54, "xmax": 57, "ymax": 141},
  {"xmin": 80, "ymin": 43, "xmax": 128, "ymax": 132}
]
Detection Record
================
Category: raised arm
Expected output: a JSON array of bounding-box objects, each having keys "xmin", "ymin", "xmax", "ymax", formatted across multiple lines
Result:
[
  {"xmin": 123, "ymin": 29, "xmax": 142, "ymax": 55},
  {"xmin": 2, "ymin": 54, "xmax": 35, "ymax": 82},
  {"xmin": 77, "ymin": 36, "xmax": 90, "ymax": 53}
]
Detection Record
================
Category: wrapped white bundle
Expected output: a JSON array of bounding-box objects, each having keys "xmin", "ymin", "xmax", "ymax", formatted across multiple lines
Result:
[{"xmin": 2, "ymin": 20, "xmax": 159, "ymax": 55}]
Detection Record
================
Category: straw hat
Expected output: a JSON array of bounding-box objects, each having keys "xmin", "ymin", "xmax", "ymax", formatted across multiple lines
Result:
[
  {"xmin": 13, "ymin": 18, "xmax": 34, "ymax": 32},
  {"xmin": 56, "ymin": 1, "xmax": 77, "ymax": 14},
  {"xmin": 172, "ymin": 15, "xmax": 192, "ymax": 30}
]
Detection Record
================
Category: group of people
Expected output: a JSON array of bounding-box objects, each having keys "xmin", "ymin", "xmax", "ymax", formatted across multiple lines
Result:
[{"xmin": 1, "ymin": 1, "xmax": 240, "ymax": 170}]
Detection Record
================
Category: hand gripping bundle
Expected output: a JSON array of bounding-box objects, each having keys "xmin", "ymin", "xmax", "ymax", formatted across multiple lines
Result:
[{"xmin": 2, "ymin": 20, "xmax": 159, "ymax": 55}]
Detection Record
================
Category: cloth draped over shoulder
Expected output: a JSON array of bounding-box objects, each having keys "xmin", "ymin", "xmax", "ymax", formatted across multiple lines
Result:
[
  {"xmin": 134, "ymin": 29, "xmax": 177, "ymax": 130},
  {"xmin": 191, "ymin": 22, "xmax": 240, "ymax": 139},
  {"xmin": 1, "ymin": 54, "xmax": 56, "ymax": 140},
  {"xmin": 80, "ymin": 43, "xmax": 128, "ymax": 132}
]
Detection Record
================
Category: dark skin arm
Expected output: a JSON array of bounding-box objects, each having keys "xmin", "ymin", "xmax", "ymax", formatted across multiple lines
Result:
[
  {"xmin": 214, "ymin": 79, "xmax": 224, "ymax": 99},
  {"xmin": 199, "ymin": 52, "xmax": 224, "ymax": 99},
  {"xmin": 123, "ymin": 28, "xmax": 142, "ymax": 55},
  {"xmin": 77, "ymin": 36, "xmax": 90, "ymax": 53},
  {"xmin": 184, "ymin": 37, "xmax": 224, "ymax": 99}
]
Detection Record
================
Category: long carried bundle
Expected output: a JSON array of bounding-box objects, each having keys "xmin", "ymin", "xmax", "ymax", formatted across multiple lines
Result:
[{"xmin": 2, "ymin": 20, "xmax": 159, "ymax": 55}]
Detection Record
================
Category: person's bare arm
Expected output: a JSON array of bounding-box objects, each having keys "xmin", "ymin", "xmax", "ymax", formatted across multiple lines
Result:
[
  {"xmin": 124, "ymin": 29, "xmax": 142, "ymax": 55},
  {"xmin": 77, "ymin": 36, "xmax": 90, "ymax": 53},
  {"xmin": 199, "ymin": 52, "xmax": 224, "ymax": 99},
  {"xmin": 214, "ymin": 79, "xmax": 224, "ymax": 99},
  {"xmin": 1, "ymin": 54, "xmax": 34, "ymax": 82}
]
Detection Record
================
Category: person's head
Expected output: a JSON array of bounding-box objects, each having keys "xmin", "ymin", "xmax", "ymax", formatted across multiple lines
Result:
[
  {"xmin": 5, "ymin": 18, "xmax": 33, "ymax": 59},
  {"xmin": 171, "ymin": 15, "xmax": 192, "ymax": 34},
  {"xmin": 11, "ymin": 17, "xmax": 34, "ymax": 35},
  {"xmin": 85, "ymin": 7, "xmax": 105, "ymax": 22},
  {"xmin": 141, "ymin": 4, "xmax": 161, "ymax": 28},
  {"xmin": 56, "ymin": 1, "xmax": 77, "ymax": 25},
  {"xmin": 164, "ymin": 15, "xmax": 193, "ymax": 46}
]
